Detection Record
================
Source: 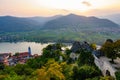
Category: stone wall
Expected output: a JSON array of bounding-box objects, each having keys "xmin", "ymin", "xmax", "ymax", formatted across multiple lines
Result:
[{"xmin": 94, "ymin": 55, "xmax": 117, "ymax": 78}]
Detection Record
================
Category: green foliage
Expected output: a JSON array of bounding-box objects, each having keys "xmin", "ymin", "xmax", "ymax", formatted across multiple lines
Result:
[
  {"xmin": 90, "ymin": 43, "xmax": 97, "ymax": 50},
  {"xmin": 78, "ymin": 49, "xmax": 95, "ymax": 66},
  {"xmin": 14, "ymin": 64, "xmax": 33, "ymax": 75},
  {"xmin": 115, "ymin": 71, "xmax": 120, "ymax": 80},
  {"xmin": 67, "ymin": 57, "xmax": 74, "ymax": 64},
  {"xmin": 60, "ymin": 62, "xmax": 73, "ymax": 80},
  {"xmin": 0, "ymin": 63, "xmax": 4, "ymax": 70},
  {"xmin": 0, "ymin": 75, "xmax": 7, "ymax": 80},
  {"xmin": 1, "ymin": 29, "xmax": 120, "ymax": 44},
  {"xmin": 3, "ymin": 71, "xmax": 29, "ymax": 80},
  {"xmin": 72, "ymin": 66, "xmax": 79, "ymax": 80},
  {"xmin": 72, "ymin": 65, "xmax": 101, "ymax": 80},
  {"xmin": 42, "ymin": 43, "xmax": 64, "ymax": 61},
  {"xmin": 101, "ymin": 40, "xmax": 120, "ymax": 62},
  {"xmin": 78, "ymin": 65, "xmax": 100, "ymax": 80},
  {"xmin": 33, "ymin": 59, "xmax": 65, "ymax": 80},
  {"xmin": 42, "ymin": 49, "xmax": 61, "ymax": 61},
  {"xmin": 3, "ymin": 66, "xmax": 14, "ymax": 74},
  {"xmin": 114, "ymin": 40, "xmax": 120, "ymax": 57},
  {"xmin": 26, "ymin": 56, "xmax": 47, "ymax": 69},
  {"xmin": 65, "ymin": 48, "xmax": 71, "ymax": 56},
  {"xmin": 14, "ymin": 52, "xmax": 19, "ymax": 56},
  {"xmin": 100, "ymin": 76, "xmax": 114, "ymax": 80},
  {"xmin": 0, "ymin": 14, "xmax": 120, "ymax": 44},
  {"xmin": 86, "ymin": 77, "xmax": 100, "ymax": 80},
  {"xmin": 101, "ymin": 41, "xmax": 116, "ymax": 62},
  {"xmin": 0, "ymin": 43, "xmax": 103, "ymax": 80}
]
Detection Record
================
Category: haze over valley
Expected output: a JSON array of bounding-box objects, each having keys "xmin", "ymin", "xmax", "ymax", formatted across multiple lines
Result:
[{"xmin": 0, "ymin": 13, "xmax": 120, "ymax": 44}]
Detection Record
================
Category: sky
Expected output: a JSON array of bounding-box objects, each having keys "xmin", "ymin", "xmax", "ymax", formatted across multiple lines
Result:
[{"xmin": 0, "ymin": 0, "xmax": 120, "ymax": 17}]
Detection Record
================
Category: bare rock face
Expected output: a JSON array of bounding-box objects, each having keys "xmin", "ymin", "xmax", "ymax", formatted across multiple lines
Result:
[
  {"xmin": 71, "ymin": 41, "xmax": 92, "ymax": 53},
  {"xmin": 82, "ymin": 41, "xmax": 93, "ymax": 52},
  {"xmin": 71, "ymin": 41, "xmax": 82, "ymax": 53}
]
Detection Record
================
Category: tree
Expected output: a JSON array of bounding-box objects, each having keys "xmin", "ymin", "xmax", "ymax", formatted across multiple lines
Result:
[
  {"xmin": 34, "ymin": 59, "xmax": 65, "ymax": 80},
  {"xmin": 42, "ymin": 43, "xmax": 63, "ymax": 61},
  {"xmin": 101, "ymin": 39, "xmax": 120, "ymax": 63},
  {"xmin": 65, "ymin": 48, "xmax": 71, "ymax": 56},
  {"xmin": 14, "ymin": 64, "xmax": 33, "ymax": 75},
  {"xmin": 3, "ymin": 66, "xmax": 14, "ymax": 74},
  {"xmin": 90, "ymin": 43, "xmax": 97, "ymax": 50},
  {"xmin": 72, "ymin": 65, "xmax": 101, "ymax": 80},
  {"xmin": 27, "ymin": 56, "xmax": 48, "ymax": 69},
  {"xmin": 14, "ymin": 52, "xmax": 19, "ymax": 56},
  {"xmin": 4, "ymin": 71, "xmax": 21, "ymax": 80},
  {"xmin": 72, "ymin": 66, "xmax": 79, "ymax": 80},
  {"xmin": 0, "ymin": 75, "xmax": 7, "ymax": 80},
  {"xmin": 60, "ymin": 62, "xmax": 73, "ymax": 80},
  {"xmin": 78, "ymin": 49, "xmax": 95, "ymax": 66},
  {"xmin": 101, "ymin": 41, "xmax": 116, "ymax": 63},
  {"xmin": 79, "ymin": 65, "xmax": 101, "ymax": 80},
  {"xmin": 115, "ymin": 71, "xmax": 120, "ymax": 80},
  {"xmin": 114, "ymin": 40, "xmax": 120, "ymax": 57},
  {"xmin": 0, "ymin": 63, "xmax": 4, "ymax": 70}
]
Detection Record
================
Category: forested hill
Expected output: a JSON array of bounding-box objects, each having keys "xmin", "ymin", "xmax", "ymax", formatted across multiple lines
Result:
[
  {"xmin": 0, "ymin": 15, "xmax": 62, "ymax": 32},
  {"xmin": 0, "ymin": 14, "xmax": 119, "ymax": 32},
  {"xmin": 0, "ymin": 14, "xmax": 120, "ymax": 44},
  {"xmin": 43, "ymin": 14, "xmax": 119, "ymax": 31},
  {"xmin": 0, "ymin": 16, "xmax": 39, "ymax": 32}
]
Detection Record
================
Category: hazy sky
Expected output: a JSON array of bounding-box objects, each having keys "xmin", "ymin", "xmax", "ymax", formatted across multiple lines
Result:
[{"xmin": 0, "ymin": 0, "xmax": 120, "ymax": 17}]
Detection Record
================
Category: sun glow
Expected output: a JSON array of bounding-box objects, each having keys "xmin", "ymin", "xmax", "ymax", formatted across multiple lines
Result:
[
  {"xmin": 32, "ymin": 0, "xmax": 92, "ymax": 12},
  {"xmin": 0, "ymin": 0, "xmax": 120, "ymax": 16}
]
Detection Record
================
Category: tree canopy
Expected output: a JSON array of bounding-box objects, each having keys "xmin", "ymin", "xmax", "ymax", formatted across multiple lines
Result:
[{"xmin": 101, "ymin": 39, "xmax": 120, "ymax": 63}]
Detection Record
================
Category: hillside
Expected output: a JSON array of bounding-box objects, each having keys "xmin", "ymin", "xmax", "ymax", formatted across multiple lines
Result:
[
  {"xmin": 0, "ymin": 15, "xmax": 62, "ymax": 32},
  {"xmin": 0, "ymin": 14, "xmax": 120, "ymax": 43},
  {"xmin": 43, "ymin": 14, "xmax": 119, "ymax": 31},
  {"xmin": 100, "ymin": 14, "xmax": 120, "ymax": 25},
  {"xmin": 0, "ymin": 16, "xmax": 40, "ymax": 32},
  {"xmin": 29, "ymin": 15, "xmax": 62, "ymax": 25},
  {"xmin": 40, "ymin": 14, "xmax": 120, "ymax": 43}
]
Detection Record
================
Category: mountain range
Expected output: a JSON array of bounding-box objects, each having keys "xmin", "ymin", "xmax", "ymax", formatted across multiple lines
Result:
[
  {"xmin": 99, "ymin": 13, "xmax": 120, "ymax": 25},
  {"xmin": 0, "ymin": 15, "xmax": 62, "ymax": 32},
  {"xmin": 43, "ymin": 14, "xmax": 119, "ymax": 31},
  {"xmin": 0, "ymin": 14, "xmax": 120, "ymax": 43}
]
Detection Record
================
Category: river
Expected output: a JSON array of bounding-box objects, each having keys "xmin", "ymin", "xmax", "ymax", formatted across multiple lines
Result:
[{"xmin": 0, "ymin": 42, "xmax": 52, "ymax": 55}]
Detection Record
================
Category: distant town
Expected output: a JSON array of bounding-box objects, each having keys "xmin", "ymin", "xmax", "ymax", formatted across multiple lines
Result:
[
  {"xmin": 0, "ymin": 39, "xmax": 120, "ymax": 79},
  {"xmin": 0, "ymin": 47, "xmax": 39, "ymax": 66}
]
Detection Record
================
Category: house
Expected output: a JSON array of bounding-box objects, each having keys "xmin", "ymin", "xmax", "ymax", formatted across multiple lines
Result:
[
  {"xmin": 10, "ymin": 52, "xmax": 32, "ymax": 65},
  {"xmin": 0, "ymin": 53, "xmax": 11, "ymax": 65},
  {"xmin": 9, "ymin": 47, "xmax": 32, "ymax": 65},
  {"xmin": 33, "ymin": 54, "xmax": 39, "ymax": 58}
]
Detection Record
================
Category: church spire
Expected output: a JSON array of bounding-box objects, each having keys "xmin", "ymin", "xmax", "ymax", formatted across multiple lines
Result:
[{"xmin": 28, "ymin": 46, "xmax": 31, "ymax": 55}]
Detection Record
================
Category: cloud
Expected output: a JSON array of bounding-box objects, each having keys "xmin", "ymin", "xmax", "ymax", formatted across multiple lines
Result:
[
  {"xmin": 52, "ymin": 8, "xmax": 70, "ymax": 13},
  {"xmin": 82, "ymin": 1, "xmax": 91, "ymax": 6},
  {"xmin": 61, "ymin": 9, "xmax": 70, "ymax": 12}
]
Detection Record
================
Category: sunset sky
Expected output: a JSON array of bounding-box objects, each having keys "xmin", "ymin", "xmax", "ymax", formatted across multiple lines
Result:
[{"xmin": 0, "ymin": 0, "xmax": 120, "ymax": 17}]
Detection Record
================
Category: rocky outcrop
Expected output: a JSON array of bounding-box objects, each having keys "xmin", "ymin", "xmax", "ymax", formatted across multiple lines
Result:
[
  {"xmin": 71, "ymin": 41, "xmax": 82, "ymax": 52},
  {"xmin": 71, "ymin": 41, "xmax": 92, "ymax": 53}
]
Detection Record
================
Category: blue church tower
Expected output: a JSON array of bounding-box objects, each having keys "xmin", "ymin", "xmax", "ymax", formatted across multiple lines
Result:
[{"xmin": 28, "ymin": 46, "xmax": 31, "ymax": 56}]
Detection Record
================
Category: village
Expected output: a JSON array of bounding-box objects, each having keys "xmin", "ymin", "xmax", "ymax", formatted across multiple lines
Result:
[
  {"xmin": 0, "ymin": 40, "xmax": 120, "ymax": 79},
  {"xmin": 0, "ymin": 47, "xmax": 39, "ymax": 66}
]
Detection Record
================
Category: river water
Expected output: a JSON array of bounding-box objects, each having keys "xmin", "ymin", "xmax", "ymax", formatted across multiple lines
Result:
[{"xmin": 0, "ymin": 42, "xmax": 52, "ymax": 55}]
